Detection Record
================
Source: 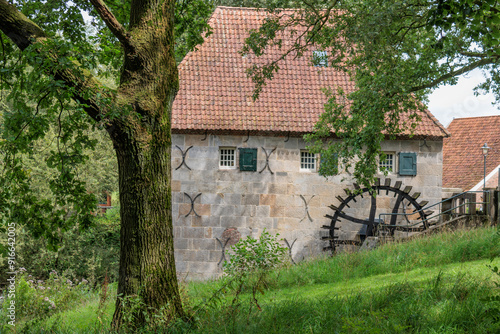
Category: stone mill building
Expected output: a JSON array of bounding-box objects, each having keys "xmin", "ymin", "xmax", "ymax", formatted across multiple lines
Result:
[{"xmin": 170, "ymin": 7, "xmax": 449, "ymax": 280}]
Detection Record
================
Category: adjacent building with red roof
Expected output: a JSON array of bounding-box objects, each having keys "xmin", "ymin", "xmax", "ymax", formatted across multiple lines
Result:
[
  {"xmin": 171, "ymin": 7, "xmax": 449, "ymax": 279},
  {"xmin": 443, "ymin": 116, "xmax": 500, "ymax": 192}
]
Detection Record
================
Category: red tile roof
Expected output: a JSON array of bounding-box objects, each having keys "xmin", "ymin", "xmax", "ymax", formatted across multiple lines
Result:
[
  {"xmin": 172, "ymin": 6, "xmax": 448, "ymax": 138},
  {"xmin": 443, "ymin": 115, "xmax": 500, "ymax": 190}
]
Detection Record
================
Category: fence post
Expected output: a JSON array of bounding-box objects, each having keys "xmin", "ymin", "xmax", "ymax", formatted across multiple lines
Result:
[
  {"xmin": 467, "ymin": 193, "xmax": 475, "ymax": 215},
  {"xmin": 484, "ymin": 189, "xmax": 496, "ymax": 222}
]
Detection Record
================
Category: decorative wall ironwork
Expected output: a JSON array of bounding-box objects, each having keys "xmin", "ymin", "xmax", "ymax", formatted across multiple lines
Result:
[
  {"xmin": 183, "ymin": 192, "xmax": 201, "ymax": 217},
  {"xmin": 300, "ymin": 194, "xmax": 315, "ymax": 222},
  {"xmin": 216, "ymin": 237, "xmax": 230, "ymax": 265},
  {"xmin": 216, "ymin": 228, "xmax": 241, "ymax": 266},
  {"xmin": 283, "ymin": 238, "xmax": 297, "ymax": 264},
  {"xmin": 259, "ymin": 147, "xmax": 276, "ymax": 174},
  {"xmin": 420, "ymin": 138, "xmax": 430, "ymax": 149},
  {"xmin": 175, "ymin": 145, "xmax": 193, "ymax": 170},
  {"xmin": 201, "ymin": 130, "xmax": 208, "ymax": 141}
]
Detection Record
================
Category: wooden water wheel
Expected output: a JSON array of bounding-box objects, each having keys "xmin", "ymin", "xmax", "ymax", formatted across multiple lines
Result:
[{"xmin": 322, "ymin": 178, "xmax": 433, "ymax": 253}]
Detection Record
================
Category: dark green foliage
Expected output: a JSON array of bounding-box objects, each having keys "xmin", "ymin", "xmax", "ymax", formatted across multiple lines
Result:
[
  {"xmin": 0, "ymin": 207, "xmax": 120, "ymax": 285},
  {"xmin": 0, "ymin": 0, "xmax": 212, "ymax": 248},
  {"xmin": 243, "ymin": 0, "xmax": 500, "ymax": 186},
  {"xmin": 0, "ymin": 40, "xmax": 104, "ymax": 247},
  {"xmin": 175, "ymin": 0, "xmax": 217, "ymax": 63}
]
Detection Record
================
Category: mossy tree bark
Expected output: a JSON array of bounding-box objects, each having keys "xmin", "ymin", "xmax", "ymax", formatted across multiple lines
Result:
[{"xmin": 0, "ymin": 0, "xmax": 185, "ymax": 329}]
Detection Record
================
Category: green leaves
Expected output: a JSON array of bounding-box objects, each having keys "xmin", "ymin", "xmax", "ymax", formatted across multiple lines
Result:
[
  {"xmin": 221, "ymin": 229, "xmax": 288, "ymax": 318},
  {"xmin": 175, "ymin": 0, "xmax": 216, "ymax": 63},
  {"xmin": 224, "ymin": 230, "xmax": 287, "ymax": 278},
  {"xmin": 243, "ymin": 0, "xmax": 500, "ymax": 185},
  {"xmin": 0, "ymin": 37, "xmax": 112, "ymax": 247}
]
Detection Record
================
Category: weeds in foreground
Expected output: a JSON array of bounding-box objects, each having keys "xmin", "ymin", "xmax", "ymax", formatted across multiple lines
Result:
[
  {"xmin": 95, "ymin": 272, "xmax": 110, "ymax": 331},
  {"xmin": 221, "ymin": 230, "xmax": 287, "ymax": 330},
  {"xmin": 0, "ymin": 269, "xmax": 92, "ymax": 333},
  {"xmin": 6, "ymin": 226, "xmax": 500, "ymax": 333}
]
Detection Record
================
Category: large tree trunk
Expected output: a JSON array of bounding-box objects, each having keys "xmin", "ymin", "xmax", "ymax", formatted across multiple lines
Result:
[
  {"xmin": 110, "ymin": 123, "xmax": 184, "ymax": 328},
  {"xmin": 107, "ymin": 0, "xmax": 184, "ymax": 328},
  {"xmin": 0, "ymin": 0, "xmax": 186, "ymax": 329}
]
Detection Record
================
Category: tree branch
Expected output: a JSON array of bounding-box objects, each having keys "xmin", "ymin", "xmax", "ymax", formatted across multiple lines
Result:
[
  {"xmin": 89, "ymin": 0, "xmax": 134, "ymax": 53},
  {"xmin": 409, "ymin": 57, "xmax": 500, "ymax": 92},
  {"xmin": 459, "ymin": 51, "xmax": 489, "ymax": 58},
  {"xmin": 0, "ymin": 0, "xmax": 110, "ymax": 123},
  {"xmin": 0, "ymin": 0, "xmax": 45, "ymax": 50}
]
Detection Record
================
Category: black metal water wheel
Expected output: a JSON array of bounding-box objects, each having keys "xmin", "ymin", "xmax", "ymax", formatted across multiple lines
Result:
[{"xmin": 322, "ymin": 178, "xmax": 432, "ymax": 253}]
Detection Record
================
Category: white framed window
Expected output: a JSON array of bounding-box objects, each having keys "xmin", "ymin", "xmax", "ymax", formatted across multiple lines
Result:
[
  {"xmin": 379, "ymin": 153, "xmax": 394, "ymax": 173},
  {"xmin": 300, "ymin": 151, "xmax": 317, "ymax": 171},
  {"xmin": 219, "ymin": 147, "xmax": 236, "ymax": 169}
]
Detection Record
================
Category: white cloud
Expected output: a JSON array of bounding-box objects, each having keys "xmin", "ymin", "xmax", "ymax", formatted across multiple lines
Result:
[{"xmin": 427, "ymin": 69, "xmax": 499, "ymax": 127}]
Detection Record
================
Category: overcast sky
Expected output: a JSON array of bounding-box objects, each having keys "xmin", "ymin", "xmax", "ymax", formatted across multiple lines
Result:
[{"xmin": 427, "ymin": 69, "xmax": 499, "ymax": 128}]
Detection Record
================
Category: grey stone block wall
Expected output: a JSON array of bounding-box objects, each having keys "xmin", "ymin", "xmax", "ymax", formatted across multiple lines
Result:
[{"xmin": 172, "ymin": 134, "xmax": 443, "ymax": 280}]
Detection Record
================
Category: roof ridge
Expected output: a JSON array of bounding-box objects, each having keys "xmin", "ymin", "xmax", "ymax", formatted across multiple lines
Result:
[
  {"xmin": 216, "ymin": 6, "xmax": 262, "ymax": 10},
  {"xmin": 422, "ymin": 108, "xmax": 450, "ymax": 137},
  {"xmin": 449, "ymin": 114, "xmax": 500, "ymax": 122}
]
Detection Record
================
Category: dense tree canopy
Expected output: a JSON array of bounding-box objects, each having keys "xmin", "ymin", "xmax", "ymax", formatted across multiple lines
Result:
[
  {"xmin": 244, "ymin": 0, "xmax": 500, "ymax": 186},
  {"xmin": 0, "ymin": 0, "xmax": 216, "ymax": 328}
]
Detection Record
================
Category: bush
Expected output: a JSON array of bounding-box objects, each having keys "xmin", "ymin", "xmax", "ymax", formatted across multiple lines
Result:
[
  {"xmin": 224, "ymin": 230, "xmax": 288, "ymax": 278},
  {"xmin": 221, "ymin": 230, "xmax": 287, "ymax": 321},
  {"xmin": 0, "ymin": 268, "xmax": 92, "ymax": 332},
  {"xmin": 0, "ymin": 207, "xmax": 120, "ymax": 285}
]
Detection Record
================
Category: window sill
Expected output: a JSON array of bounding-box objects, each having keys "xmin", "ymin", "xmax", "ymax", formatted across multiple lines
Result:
[{"xmin": 300, "ymin": 169, "xmax": 317, "ymax": 173}]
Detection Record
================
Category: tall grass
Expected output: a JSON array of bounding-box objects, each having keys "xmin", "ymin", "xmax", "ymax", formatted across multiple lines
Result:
[
  {"xmin": 184, "ymin": 272, "xmax": 497, "ymax": 334},
  {"xmin": 264, "ymin": 226, "xmax": 500, "ymax": 290},
  {"xmin": 8, "ymin": 225, "xmax": 500, "ymax": 333}
]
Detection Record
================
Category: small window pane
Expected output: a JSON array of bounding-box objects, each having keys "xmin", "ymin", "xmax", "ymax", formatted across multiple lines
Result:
[
  {"xmin": 379, "ymin": 153, "xmax": 394, "ymax": 172},
  {"xmin": 301, "ymin": 151, "xmax": 316, "ymax": 170},
  {"xmin": 220, "ymin": 148, "xmax": 235, "ymax": 168}
]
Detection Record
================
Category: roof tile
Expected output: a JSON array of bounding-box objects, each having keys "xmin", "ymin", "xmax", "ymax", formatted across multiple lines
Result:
[
  {"xmin": 172, "ymin": 6, "xmax": 447, "ymax": 138},
  {"xmin": 443, "ymin": 115, "xmax": 500, "ymax": 190}
]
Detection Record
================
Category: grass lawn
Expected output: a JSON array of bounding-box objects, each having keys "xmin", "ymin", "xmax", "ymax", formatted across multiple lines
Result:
[
  {"xmin": 268, "ymin": 259, "xmax": 494, "ymax": 302},
  {"xmin": 6, "ymin": 226, "xmax": 500, "ymax": 333}
]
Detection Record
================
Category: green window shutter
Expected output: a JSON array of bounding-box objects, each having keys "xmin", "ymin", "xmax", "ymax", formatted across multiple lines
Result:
[
  {"xmin": 239, "ymin": 148, "xmax": 257, "ymax": 171},
  {"xmin": 399, "ymin": 152, "xmax": 417, "ymax": 176}
]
